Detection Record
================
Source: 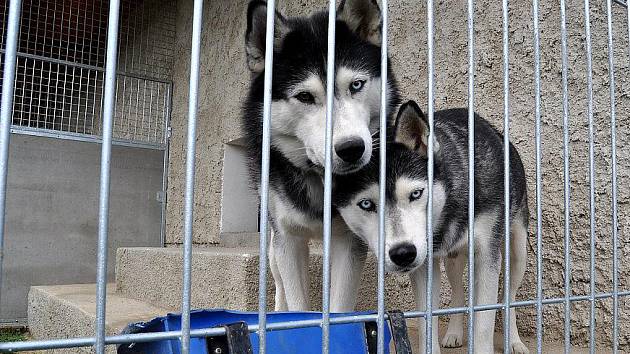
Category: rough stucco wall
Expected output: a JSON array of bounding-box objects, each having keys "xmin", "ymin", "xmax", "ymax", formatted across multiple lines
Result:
[
  {"xmin": 166, "ymin": 0, "xmax": 629, "ymax": 347},
  {"xmin": 167, "ymin": 1, "xmax": 251, "ymax": 244}
]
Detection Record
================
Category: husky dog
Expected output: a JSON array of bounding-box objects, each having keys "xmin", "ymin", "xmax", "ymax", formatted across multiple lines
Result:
[
  {"xmin": 333, "ymin": 101, "xmax": 529, "ymax": 354},
  {"xmin": 242, "ymin": 0, "xmax": 400, "ymax": 311}
]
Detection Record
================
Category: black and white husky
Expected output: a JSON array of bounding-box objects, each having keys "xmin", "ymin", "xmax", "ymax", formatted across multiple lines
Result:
[
  {"xmin": 242, "ymin": 0, "xmax": 400, "ymax": 312},
  {"xmin": 333, "ymin": 101, "xmax": 530, "ymax": 354}
]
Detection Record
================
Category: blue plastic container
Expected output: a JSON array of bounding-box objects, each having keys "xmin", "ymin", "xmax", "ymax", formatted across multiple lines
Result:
[{"xmin": 119, "ymin": 309, "xmax": 391, "ymax": 354}]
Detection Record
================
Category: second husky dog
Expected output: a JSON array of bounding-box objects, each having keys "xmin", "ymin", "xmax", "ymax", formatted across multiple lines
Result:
[
  {"xmin": 242, "ymin": 0, "xmax": 400, "ymax": 312},
  {"xmin": 333, "ymin": 101, "xmax": 529, "ymax": 354}
]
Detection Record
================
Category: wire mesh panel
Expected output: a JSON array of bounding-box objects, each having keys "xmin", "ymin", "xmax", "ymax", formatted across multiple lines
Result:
[{"xmin": 0, "ymin": 0, "xmax": 174, "ymax": 147}]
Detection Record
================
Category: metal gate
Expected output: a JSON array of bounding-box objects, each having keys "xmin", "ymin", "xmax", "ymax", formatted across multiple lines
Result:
[
  {"xmin": 0, "ymin": 0, "xmax": 628, "ymax": 353},
  {"xmin": 0, "ymin": 0, "xmax": 174, "ymax": 324}
]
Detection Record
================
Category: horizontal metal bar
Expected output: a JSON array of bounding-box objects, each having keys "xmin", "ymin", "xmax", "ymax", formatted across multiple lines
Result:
[
  {"xmin": 10, "ymin": 125, "xmax": 166, "ymax": 150},
  {"xmin": 2, "ymin": 290, "xmax": 629, "ymax": 352},
  {"xmin": 613, "ymin": 0, "xmax": 627, "ymax": 7},
  {"xmin": 0, "ymin": 49, "xmax": 172, "ymax": 85}
]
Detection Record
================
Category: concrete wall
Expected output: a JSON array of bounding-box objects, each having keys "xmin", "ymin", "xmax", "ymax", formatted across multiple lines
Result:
[
  {"xmin": 166, "ymin": 0, "xmax": 629, "ymax": 347},
  {"xmin": 1, "ymin": 135, "xmax": 163, "ymax": 323}
]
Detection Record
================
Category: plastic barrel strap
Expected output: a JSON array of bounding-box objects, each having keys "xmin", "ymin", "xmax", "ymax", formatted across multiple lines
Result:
[{"xmin": 387, "ymin": 310, "xmax": 412, "ymax": 354}]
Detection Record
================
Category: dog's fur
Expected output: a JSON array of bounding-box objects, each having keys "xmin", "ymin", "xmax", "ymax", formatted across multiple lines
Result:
[
  {"xmin": 242, "ymin": 0, "xmax": 400, "ymax": 311},
  {"xmin": 333, "ymin": 101, "xmax": 530, "ymax": 354}
]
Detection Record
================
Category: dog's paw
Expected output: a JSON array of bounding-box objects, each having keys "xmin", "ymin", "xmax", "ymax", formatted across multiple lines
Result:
[
  {"xmin": 441, "ymin": 332, "xmax": 463, "ymax": 348},
  {"xmin": 511, "ymin": 341, "xmax": 529, "ymax": 354}
]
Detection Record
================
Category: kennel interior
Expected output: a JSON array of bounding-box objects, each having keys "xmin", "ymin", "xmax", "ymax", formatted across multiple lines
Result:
[{"xmin": 0, "ymin": 0, "xmax": 629, "ymax": 353}]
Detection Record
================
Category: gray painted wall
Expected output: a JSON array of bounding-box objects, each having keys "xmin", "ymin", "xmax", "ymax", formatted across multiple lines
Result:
[{"xmin": 1, "ymin": 134, "xmax": 163, "ymax": 323}]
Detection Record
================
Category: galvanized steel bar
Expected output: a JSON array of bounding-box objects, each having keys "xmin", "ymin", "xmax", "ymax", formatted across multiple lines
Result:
[
  {"xmin": 0, "ymin": 0, "xmax": 22, "ymax": 309},
  {"xmin": 466, "ymin": 0, "xmax": 476, "ymax": 351},
  {"xmin": 501, "ymin": 0, "xmax": 511, "ymax": 352},
  {"xmin": 0, "ymin": 49, "xmax": 172, "ymax": 84},
  {"xmin": 94, "ymin": 0, "xmax": 122, "ymax": 352},
  {"xmin": 257, "ymin": 1, "xmax": 277, "ymax": 353},
  {"xmin": 583, "ymin": 0, "xmax": 596, "ymax": 351},
  {"xmin": 180, "ymin": 0, "xmax": 204, "ymax": 352},
  {"xmin": 532, "ymin": 0, "xmax": 543, "ymax": 351},
  {"xmin": 321, "ymin": 1, "xmax": 336, "ymax": 353},
  {"xmin": 560, "ymin": 0, "xmax": 572, "ymax": 351},
  {"xmin": 4, "ymin": 290, "xmax": 630, "ymax": 353},
  {"xmin": 426, "ymin": 0, "xmax": 435, "ymax": 351},
  {"xmin": 160, "ymin": 84, "xmax": 173, "ymax": 247},
  {"xmin": 9, "ymin": 125, "xmax": 165, "ymax": 150},
  {"xmin": 604, "ymin": 0, "xmax": 619, "ymax": 350},
  {"xmin": 5, "ymin": 290, "xmax": 630, "ymax": 353},
  {"xmin": 377, "ymin": 1, "xmax": 389, "ymax": 353}
]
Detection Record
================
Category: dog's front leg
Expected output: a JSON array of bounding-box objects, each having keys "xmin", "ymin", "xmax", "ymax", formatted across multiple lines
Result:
[
  {"xmin": 329, "ymin": 218, "xmax": 367, "ymax": 312},
  {"xmin": 270, "ymin": 224, "xmax": 311, "ymax": 311},
  {"xmin": 410, "ymin": 258, "xmax": 441, "ymax": 354},
  {"xmin": 442, "ymin": 253, "xmax": 466, "ymax": 348},
  {"xmin": 269, "ymin": 229, "xmax": 288, "ymax": 311},
  {"xmin": 473, "ymin": 241, "xmax": 501, "ymax": 354}
]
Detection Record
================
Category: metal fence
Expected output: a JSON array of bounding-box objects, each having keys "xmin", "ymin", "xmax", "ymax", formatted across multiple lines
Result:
[
  {"xmin": 0, "ymin": 0, "xmax": 628, "ymax": 353},
  {"xmin": 0, "ymin": 0, "xmax": 174, "ymax": 149}
]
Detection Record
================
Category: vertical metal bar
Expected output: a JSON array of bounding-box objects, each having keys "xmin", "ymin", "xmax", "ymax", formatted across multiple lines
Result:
[
  {"xmin": 148, "ymin": 83, "xmax": 154, "ymax": 142},
  {"xmin": 160, "ymin": 83, "xmax": 172, "ymax": 248},
  {"xmin": 180, "ymin": 0, "xmax": 204, "ymax": 352},
  {"xmin": 426, "ymin": 0, "xmax": 435, "ymax": 351},
  {"xmin": 154, "ymin": 84, "xmax": 160, "ymax": 143},
  {"xmin": 583, "ymin": 0, "xmax": 596, "ymax": 352},
  {"xmin": 122, "ymin": 75, "xmax": 129, "ymax": 138},
  {"xmin": 560, "ymin": 0, "xmax": 572, "ymax": 352},
  {"xmin": 83, "ymin": 69, "xmax": 91, "ymax": 132},
  {"xmin": 258, "ymin": 1, "xmax": 277, "ymax": 353},
  {"xmin": 501, "ymin": 0, "xmax": 511, "ymax": 352},
  {"xmin": 61, "ymin": 0, "xmax": 72, "ymax": 131},
  {"xmin": 113, "ymin": 75, "xmax": 120, "ymax": 138},
  {"xmin": 54, "ymin": 0, "xmax": 66, "ymax": 131},
  {"xmin": 141, "ymin": 80, "xmax": 147, "ymax": 139},
  {"xmin": 44, "ymin": 0, "xmax": 53, "ymax": 129},
  {"xmin": 604, "ymin": 0, "xmax": 619, "ymax": 351},
  {"xmin": 27, "ymin": 54, "xmax": 35, "ymax": 127},
  {"xmin": 69, "ymin": 0, "xmax": 80, "ymax": 132},
  {"xmin": 94, "ymin": 0, "xmax": 121, "ymax": 352},
  {"xmin": 123, "ymin": 1, "xmax": 132, "ymax": 138},
  {"xmin": 134, "ymin": 79, "xmax": 140, "ymax": 140},
  {"xmin": 322, "ymin": 0, "xmax": 336, "ymax": 353},
  {"xmin": 0, "ymin": 0, "xmax": 22, "ymax": 308},
  {"xmin": 377, "ymin": 0, "xmax": 389, "ymax": 353},
  {"xmin": 466, "ymin": 0, "xmax": 475, "ymax": 351},
  {"xmin": 34, "ymin": 2, "xmax": 44, "ymax": 128},
  {"xmin": 532, "ymin": 0, "xmax": 543, "ymax": 351}
]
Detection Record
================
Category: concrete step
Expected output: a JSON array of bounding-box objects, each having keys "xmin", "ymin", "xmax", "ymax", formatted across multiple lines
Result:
[
  {"xmin": 115, "ymin": 246, "xmax": 416, "ymax": 312},
  {"xmin": 28, "ymin": 284, "xmax": 167, "ymax": 354}
]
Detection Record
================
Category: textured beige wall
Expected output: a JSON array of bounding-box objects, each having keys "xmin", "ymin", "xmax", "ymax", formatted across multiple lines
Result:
[{"xmin": 166, "ymin": 0, "xmax": 629, "ymax": 347}]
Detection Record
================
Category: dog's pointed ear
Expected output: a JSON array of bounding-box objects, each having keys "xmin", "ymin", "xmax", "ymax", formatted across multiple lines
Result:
[
  {"xmin": 245, "ymin": 1, "xmax": 290, "ymax": 73},
  {"xmin": 337, "ymin": 0, "xmax": 382, "ymax": 45},
  {"xmin": 394, "ymin": 101, "xmax": 439, "ymax": 157}
]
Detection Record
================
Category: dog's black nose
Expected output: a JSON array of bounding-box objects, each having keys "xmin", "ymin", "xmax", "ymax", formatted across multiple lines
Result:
[
  {"xmin": 335, "ymin": 138, "xmax": 365, "ymax": 163},
  {"xmin": 389, "ymin": 243, "xmax": 417, "ymax": 268}
]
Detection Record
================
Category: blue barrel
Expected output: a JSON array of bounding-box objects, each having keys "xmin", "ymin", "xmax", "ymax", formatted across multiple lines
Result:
[{"xmin": 119, "ymin": 309, "xmax": 391, "ymax": 354}]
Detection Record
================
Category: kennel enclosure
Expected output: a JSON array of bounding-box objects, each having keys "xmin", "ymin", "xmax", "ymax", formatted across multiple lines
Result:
[{"xmin": 0, "ymin": 0, "xmax": 629, "ymax": 353}]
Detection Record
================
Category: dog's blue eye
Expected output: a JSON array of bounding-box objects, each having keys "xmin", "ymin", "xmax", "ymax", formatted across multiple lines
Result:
[
  {"xmin": 409, "ymin": 189, "xmax": 424, "ymax": 202},
  {"xmin": 357, "ymin": 199, "xmax": 376, "ymax": 212},
  {"xmin": 295, "ymin": 92, "xmax": 315, "ymax": 104},
  {"xmin": 349, "ymin": 80, "xmax": 366, "ymax": 94}
]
